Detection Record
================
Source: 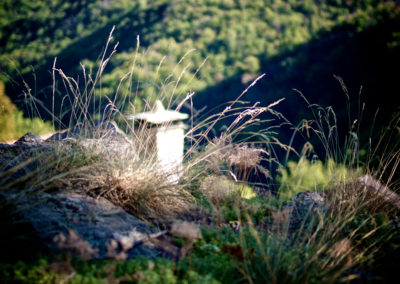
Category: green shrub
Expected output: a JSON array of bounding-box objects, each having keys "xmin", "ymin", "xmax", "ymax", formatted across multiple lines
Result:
[
  {"xmin": 201, "ymin": 175, "xmax": 257, "ymax": 201},
  {"xmin": 277, "ymin": 157, "xmax": 357, "ymax": 200},
  {"xmin": 0, "ymin": 81, "xmax": 54, "ymax": 142}
]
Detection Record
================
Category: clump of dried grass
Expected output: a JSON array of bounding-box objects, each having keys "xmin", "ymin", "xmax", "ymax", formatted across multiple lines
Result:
[
  {"xmin": 90, "ymin": 166, "xmax": 195, "ymax": 221},
  {"xmin": 205, "ymin": 137, "xmax": 269, "ymax": 181},
  {"xmin": 31, "ymin": 138, "xmax": 196, "ymax": 221}
]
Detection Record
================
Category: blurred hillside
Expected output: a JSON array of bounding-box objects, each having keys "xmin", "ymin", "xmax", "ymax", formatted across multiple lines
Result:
[
  {"xmin": 0, "ymin": 0, "xmax": 399, "ymax": 148},
  {"xmin": 0, "ymin": 81, "xmax": 53, "ymax": 141}
]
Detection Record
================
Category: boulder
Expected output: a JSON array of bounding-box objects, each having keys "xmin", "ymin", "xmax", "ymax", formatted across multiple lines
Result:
[
  {"xmin": 0, "ymin": 133, "xmax": 54, "ymax": 187},
  {"xmin": 0, "ymin": 121, "xmax": 134, "ymax": 187},
  {"xmin": 46, "ymin": 121, "xmax": 134, "ymax": 161},
  {"xmin": 14, "ymin": 132, "xmax": 44, "ymax": 145},
  {"xmin": 0, "ymin": 124, "xmax": 154, "ymax": 260},
  {"xmin": 271, "ymin": 190, "xmax": 327, "ymax": 236},
  {"xmin": 271, "ymin": 178, "xmax": 400, "ymax": 238},
  {"xmin": 47, "ymin": 121, "xmax": 131, "ymax": 144},
  {"xmin": 358, "ymin": 175, "xmax": 400, "ymax": 212},
  {"xmin": 1, "ymin": 190, "xmax": 164, "ymax": 260}
]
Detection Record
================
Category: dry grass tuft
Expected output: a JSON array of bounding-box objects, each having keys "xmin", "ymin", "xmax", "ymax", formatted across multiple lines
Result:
[
  {"xmin": 42, "ymin": 140, "xmax": 197, "ymax": 221},
  {"xmin": 94, "ymin": 168, "xmax": 195, "ymax": 221}
]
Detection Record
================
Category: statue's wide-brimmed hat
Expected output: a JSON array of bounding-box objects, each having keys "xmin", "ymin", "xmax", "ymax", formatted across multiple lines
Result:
[{"xmin": 127, "ymin": 100, "xmax": 188, "ymax": 124}]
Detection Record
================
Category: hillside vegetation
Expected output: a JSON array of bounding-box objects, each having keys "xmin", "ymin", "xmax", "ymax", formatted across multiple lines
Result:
[
  {"xmin": 1, "ymin": 0, "xmax": 399, "ymax": 135},
  {"xmin": 0, "ymin": 81, "xmax": 53, "ymax": 141}
]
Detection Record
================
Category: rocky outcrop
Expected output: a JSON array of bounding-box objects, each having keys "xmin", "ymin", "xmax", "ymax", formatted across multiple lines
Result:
[
  {"xmin": 47, "ymin": 121, "xmax": 131, "ymax": 143},
  {"xmin": 0, "ymin": 133, "xmax": 54, "ymax": 187},
  {"xmin": 47, "ymin": 121, "xmax": 134, "ymax": 160},
  {"xmin": 15, "ymin": 132, "xmax": 45, "ymax": 145},
  {"xmin": 270, "ymin": 190, "xmax": 327, "ymax": 236},
  {"xmin": 358, "ymin": 175, "xmax": 400, "ymax": 212},
  {"xmin": 271, "ymin": 178, "xmax": 400, "ymax": 238},
  {"xmin": 1, "ymin": 190, "xmax": 165, "ymax": 260},
  {"xmin": 0, "ymin": 122, "xmax": 162, "ymax": 260},
  {"xmin": 0, "ymin": 121, "xmax": 134, "ymax": 188}
]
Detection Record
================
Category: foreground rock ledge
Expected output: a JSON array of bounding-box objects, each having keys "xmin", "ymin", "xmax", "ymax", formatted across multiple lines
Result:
[
  {"xmin": 1, "ymin": 190, "xmax": 166, "ymax": 260},
  {"xmin": 0, "ymin": 126, "xmax": 162, "ymax": 261}
]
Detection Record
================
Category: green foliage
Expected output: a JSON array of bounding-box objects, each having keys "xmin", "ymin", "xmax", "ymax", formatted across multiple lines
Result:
[
  {"xmin": 2, "ymin": 0, "xmax": 399, "ymax": 117},
  {"xmin": 0, "ymin": 259, "xmax": 58, "ymax": 284},
  {"xmin": 0, "ymin": 81, "xmax": 54, "ymax": 141},
  {"xmin": 202, "ymin": 176, "xmax": 257, "ymax": 200},
  {"xmin": 277, "ymin": 157, "xmax": 356, "ymax": 200},
  {"xmin": 0, "ymin": 256, "xmax": 225, "ymax": 283}
]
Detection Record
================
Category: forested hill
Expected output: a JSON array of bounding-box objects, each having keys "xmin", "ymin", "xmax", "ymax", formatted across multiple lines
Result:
[{"xmin": 1, "ymin": 0, "xmax": 400, "ymax": 148}]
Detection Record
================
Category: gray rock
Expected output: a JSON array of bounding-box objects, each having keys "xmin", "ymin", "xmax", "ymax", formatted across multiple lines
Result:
[
  {"xmin": 292, "ymin": 190, "xmax": 325, "ymax": 210},
  {"xmin": 1, "ymin": 191, "xmax": 163, "ymax": 260},
  {"xmin": 0, "ymin": 124, "xmax": 156, "ymax": 260},
  {"xmin": 0, "ymin": 140, "xmax": 54, "ymax": 188},
  {"xmin": 1, "ymin": 121, "xmax": 134, "ymax": 186},
  {"xmin": 47, "ymin": 121, "xmax": 131, "ymax": 144},
  {"xmin": 289, "ymin": 191, "xmax": 327, "ymax": 231},
  {"xmin": 14, "ymin": 132, "xmax": 44, "ymax": 145},
  {"xmin": 358, "ymin": 175, "xmax": 400, "ymax": 212},
  {"xmin": 270, "ymin": 191, "xmax": 327, "ymax": 238},
  {"xmin": 44, "ymin": 121, "xmax": 134, "ymax": 160}
]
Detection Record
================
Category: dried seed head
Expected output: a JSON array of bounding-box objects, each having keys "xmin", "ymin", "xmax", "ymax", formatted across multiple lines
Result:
[{"xmin": 228, "ymin": 144, "xmax": 265, "ymax": 169}]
